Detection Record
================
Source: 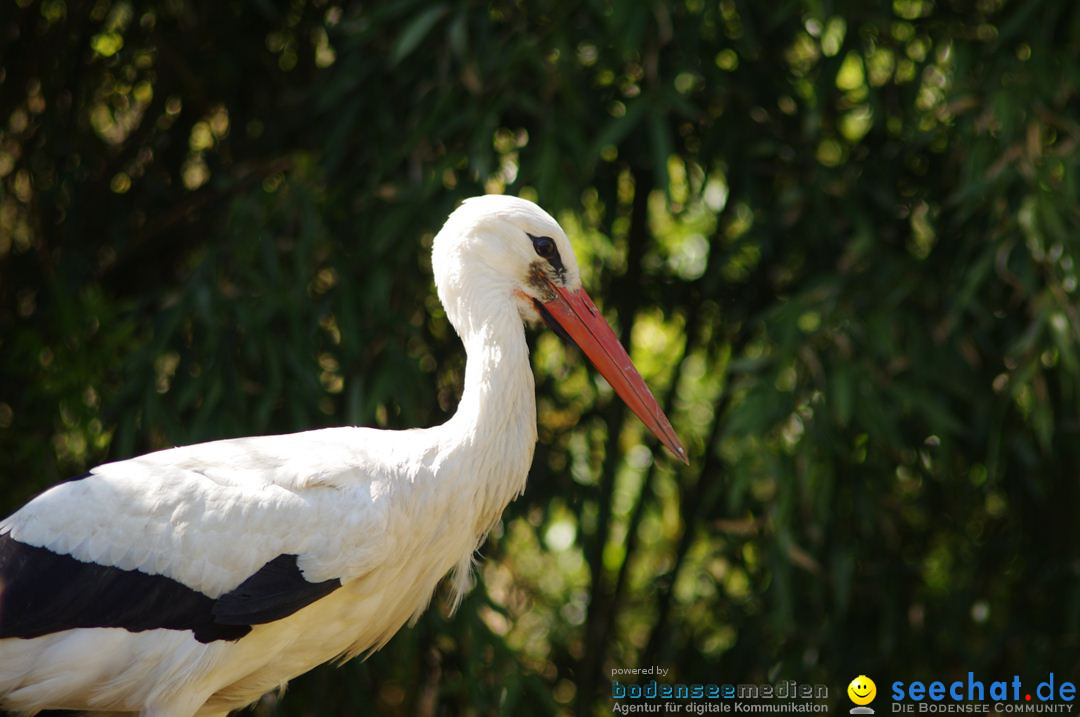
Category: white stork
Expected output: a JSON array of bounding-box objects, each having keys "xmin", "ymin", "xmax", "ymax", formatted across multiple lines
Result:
[{"xmin": 0, "ymin": 195, "xmax": 685, "ymax": 716}]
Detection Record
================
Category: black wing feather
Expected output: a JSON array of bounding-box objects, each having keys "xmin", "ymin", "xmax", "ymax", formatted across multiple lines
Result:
[
  {"xmin": 212, "ymin": 554, "xmax": 341, "ymax": 625},
  {"xmin": 0, "ymin": 532, "xmax": 249, "ymax": 642},
  {"xmin": 0, "ymin": 533, "xmax": 341, "ymax": 642}
]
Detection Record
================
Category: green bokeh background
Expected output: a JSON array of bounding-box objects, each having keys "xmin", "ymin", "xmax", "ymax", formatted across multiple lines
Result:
[{"xmin": 1, "ymin": 0, "xmax": 1079, "ymax": 714}]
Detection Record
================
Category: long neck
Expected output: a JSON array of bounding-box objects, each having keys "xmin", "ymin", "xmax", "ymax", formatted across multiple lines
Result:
[{"xmin": 443, "ymin": 283, "xmax": 537, "ymax": 527}]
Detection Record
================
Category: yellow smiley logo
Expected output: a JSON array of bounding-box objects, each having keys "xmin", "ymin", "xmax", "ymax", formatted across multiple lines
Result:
[{"xmin": 848, "ymin": 675, "xmax": 877, "ymax": 706}]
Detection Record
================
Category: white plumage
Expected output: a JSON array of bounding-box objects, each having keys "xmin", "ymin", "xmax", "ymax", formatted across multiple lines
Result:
[{"xmin": 0, "ymin": 195, "xmax": 683, "ymax": 716}]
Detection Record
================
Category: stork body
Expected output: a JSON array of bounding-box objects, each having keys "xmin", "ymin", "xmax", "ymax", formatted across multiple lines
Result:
[{"xmin": 0, "ymin": 196, "xmax": 683, "ymax": 716}]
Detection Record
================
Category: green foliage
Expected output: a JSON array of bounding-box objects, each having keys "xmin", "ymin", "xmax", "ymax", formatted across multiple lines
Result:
[{"xmin": 2, "ymin": 0, "xmax": 1080, "ymax": 714}]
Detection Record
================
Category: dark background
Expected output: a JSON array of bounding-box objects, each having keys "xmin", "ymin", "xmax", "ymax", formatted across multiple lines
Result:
[{"xmin": 2, "ymin": 0, "xmax": 1079, "ymax": 714}]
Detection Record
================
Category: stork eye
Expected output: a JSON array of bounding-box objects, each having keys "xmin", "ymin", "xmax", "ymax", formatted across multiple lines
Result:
[
  {"xmin": 530, "ymin": 235, "xmax": 556, "ymax": 258},
  {"xmin": 527, "ymin": 232, "xmax": 566, "ymax": 279}
]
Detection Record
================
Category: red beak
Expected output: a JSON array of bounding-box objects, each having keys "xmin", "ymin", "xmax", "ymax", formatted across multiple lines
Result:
[{"xmin": 539, "ymin": 282, "xmax": 688, "ymax": 464}]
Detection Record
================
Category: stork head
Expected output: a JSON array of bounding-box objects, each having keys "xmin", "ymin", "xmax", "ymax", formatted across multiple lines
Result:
[{"xmin": 432, "ymin": 194, "xmax": 687, "ymax": 464}]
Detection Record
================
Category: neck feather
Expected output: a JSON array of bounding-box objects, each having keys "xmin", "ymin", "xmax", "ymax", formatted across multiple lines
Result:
[{"xmin": 443, "ymin": 281, "xmax": 537, "ymax": 528}]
